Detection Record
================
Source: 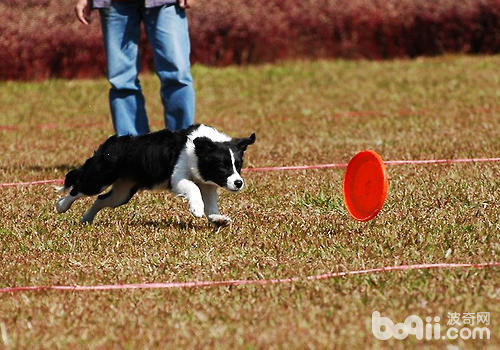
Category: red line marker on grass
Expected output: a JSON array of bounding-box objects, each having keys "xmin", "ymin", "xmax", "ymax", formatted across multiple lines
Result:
[
  {"xmin": 242, "ymin": 157, "xmax": 500, "ymax": 173},
  {"xmin": 1, "ymin": 157, "xmax": 499, "ymax": 188},
  {"xmin": 0, "ymin": 157, "xmax": 499, "ymax": 294},
  {"xmin": 0, "ymin": 262, "xmax": 498, "ymax": 294},
  {"xmin": 0, "ymin": 179, "xmax": 64, "ymax": 188}
]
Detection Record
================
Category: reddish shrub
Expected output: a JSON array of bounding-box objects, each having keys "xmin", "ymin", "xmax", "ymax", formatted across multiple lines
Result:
[{"xmin": 1, "ymin": 0, "xmax": 499, "ymax": 80}]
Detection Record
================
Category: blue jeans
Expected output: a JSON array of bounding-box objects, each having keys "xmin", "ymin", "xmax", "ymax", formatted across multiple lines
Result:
[{"xmin": 99, "ymin": 3, "xmax": 195, "ymax": 136}]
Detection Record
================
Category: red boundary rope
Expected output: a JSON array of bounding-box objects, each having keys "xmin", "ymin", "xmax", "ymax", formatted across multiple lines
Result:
[
  {"xmin": 243, "ymin": 157, "xmax": 500, "ymax": 173},
  {"xmin": 1, "ymin": 157, "xmax": 499, "ymax": 188},
  {"xmin": 0, "ymin": 158, "xmax": 498, "ymax": 293},
  {"xmin": 0, "ymin": 262, "xmax": 498, "ymax": 294}
]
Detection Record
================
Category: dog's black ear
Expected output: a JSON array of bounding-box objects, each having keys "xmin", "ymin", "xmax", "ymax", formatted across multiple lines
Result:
[
  {"xmin": 233, "ymin": 133, "xmax": 256, "ymax": 151},
  {"xmin": 193, "ymin": 137, "xmax": 217, "ymax": 153}
]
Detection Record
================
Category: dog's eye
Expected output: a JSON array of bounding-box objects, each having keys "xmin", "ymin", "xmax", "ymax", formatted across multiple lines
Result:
[{"xmin": 215, "ymin": 158, "xmax": 231, "ymax": 169}]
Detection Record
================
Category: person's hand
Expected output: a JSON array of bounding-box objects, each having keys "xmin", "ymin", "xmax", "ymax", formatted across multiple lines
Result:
[
  {"xmin": 178, "ymin": 0, "xmax": 195, "ymax": 9},
  {"xmin": 75, "ymin": 0, "xmax": 92, "ymax": 25}
]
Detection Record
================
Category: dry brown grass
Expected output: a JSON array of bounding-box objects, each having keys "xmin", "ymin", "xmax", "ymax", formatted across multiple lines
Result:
[{"xmin": 0, "ymin": 56, "xmax": 499, "ymax": 349}]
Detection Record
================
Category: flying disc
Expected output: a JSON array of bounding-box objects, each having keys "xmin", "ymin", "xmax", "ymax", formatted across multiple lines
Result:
[{"xmin": 343, "ymin": 150, "xmax": 388, "ymax": 222}]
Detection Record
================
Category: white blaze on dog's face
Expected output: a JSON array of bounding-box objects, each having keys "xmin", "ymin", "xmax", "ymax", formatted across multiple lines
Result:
[{"xmin": 193, "ymin": 133, "xmax": 256, "ymax": 191}]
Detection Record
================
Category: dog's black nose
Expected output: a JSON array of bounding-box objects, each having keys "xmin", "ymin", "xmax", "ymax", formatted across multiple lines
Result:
[{"xmin": 234, "ymin": 179, "xmax": 243, "ymax": 189}]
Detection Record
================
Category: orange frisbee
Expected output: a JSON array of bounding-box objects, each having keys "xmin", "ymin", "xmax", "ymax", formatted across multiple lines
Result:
[{"xmin": 343, "ymin": 150, "xmax": 388, "ymax": 222}]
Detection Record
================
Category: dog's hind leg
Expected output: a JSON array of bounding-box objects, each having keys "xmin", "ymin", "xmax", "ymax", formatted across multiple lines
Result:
[
  {"xmin": 81, "ymin": 179, "xmax": 138, "ymax": 224},
  {"xmin": 56, "ymin": 192, "xmax": 84, "ymax": 213}
]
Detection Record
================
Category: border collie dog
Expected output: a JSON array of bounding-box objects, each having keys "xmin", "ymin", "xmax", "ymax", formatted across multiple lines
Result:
[{"xmin": 56, "ymin": 124, "xmax": 255, "ymax": 226}]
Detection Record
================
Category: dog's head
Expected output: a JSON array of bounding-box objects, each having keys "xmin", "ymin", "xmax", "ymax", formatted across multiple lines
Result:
[{"xmin": 194, "ymin": 133, "xmax": 256, "ymax": 191}]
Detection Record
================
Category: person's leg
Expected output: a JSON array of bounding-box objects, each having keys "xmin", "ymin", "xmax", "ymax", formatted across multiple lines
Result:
[
  {"xmin": 99, "ymin": 3, "xmax": 150, "ymax": 136},
  {"xmin": 143, "ymin": 4, "xmax": 195, "ymax": 131}
]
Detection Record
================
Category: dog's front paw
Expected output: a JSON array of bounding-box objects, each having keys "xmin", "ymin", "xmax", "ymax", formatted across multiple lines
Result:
[
  {"xmin": 80, "ymin": 215, "xmax": 94, "ymax": 225},
  {"xmin": 189, "ymin": 202, "xmax": 205, "ymax": 218},
  {"xmin": 208, "ymin": 214, "xmax": 232, "ymax": 227}
]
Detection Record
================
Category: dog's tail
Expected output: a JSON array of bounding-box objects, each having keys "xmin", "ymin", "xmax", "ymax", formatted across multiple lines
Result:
[{"xmin": 56, "ymin": 168, "xmax": 82, "ymax": 193}]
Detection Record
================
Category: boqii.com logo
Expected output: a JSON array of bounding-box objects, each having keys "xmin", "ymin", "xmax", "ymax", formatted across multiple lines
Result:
[{"xmin": 372, "ymin": 311, "xmax": 491, "ymax": 341}]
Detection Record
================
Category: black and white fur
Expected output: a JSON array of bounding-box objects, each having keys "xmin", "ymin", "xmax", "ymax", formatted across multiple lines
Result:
[{"xmin": 56, "ymin": 124, "xmax": 256, "ymax": 226}]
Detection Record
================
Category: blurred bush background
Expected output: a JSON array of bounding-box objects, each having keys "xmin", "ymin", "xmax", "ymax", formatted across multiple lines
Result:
[{"xmin": 1, "ymin": 0, "xmax": 499, "ymax": 80}]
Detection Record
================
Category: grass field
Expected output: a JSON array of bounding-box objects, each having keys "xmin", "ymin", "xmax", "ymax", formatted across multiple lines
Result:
[{"xmin": 0, "ymin": 55, "xmax": 499, "ymax": 349}]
